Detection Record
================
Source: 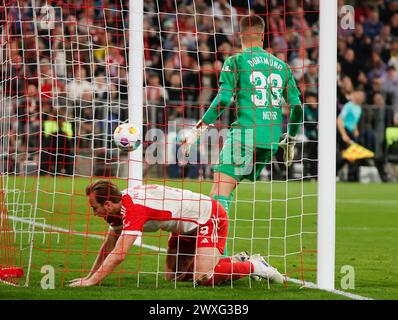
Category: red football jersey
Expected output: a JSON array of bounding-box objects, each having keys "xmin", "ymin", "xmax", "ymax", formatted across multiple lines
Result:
[{"xmin": 119, "ymin": 185, "xmax": 213, "ymax": 236}]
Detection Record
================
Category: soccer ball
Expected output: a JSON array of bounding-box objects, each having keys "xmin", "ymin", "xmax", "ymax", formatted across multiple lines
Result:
[{"xmin": 113, "ymin": 123, "xmax": 141, "ymax": 152}]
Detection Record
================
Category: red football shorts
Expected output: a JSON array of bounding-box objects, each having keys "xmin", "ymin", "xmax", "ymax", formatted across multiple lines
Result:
[{"xmin": 168, "ymin": 199, "xmax": 228, "ymax": 255}]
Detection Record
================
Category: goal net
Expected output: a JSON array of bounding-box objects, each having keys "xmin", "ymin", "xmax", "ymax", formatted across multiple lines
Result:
[{"xmin": 0, "ymin": 0, "xmax": 321, "ymax": 288}]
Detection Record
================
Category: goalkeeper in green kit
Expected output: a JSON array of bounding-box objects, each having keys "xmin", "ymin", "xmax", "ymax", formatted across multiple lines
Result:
[{"xmin": 182, "ymin": 15, "xmax": 303, "ymax": 235}]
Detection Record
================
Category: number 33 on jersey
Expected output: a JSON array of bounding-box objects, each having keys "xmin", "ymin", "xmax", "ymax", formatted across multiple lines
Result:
[{"xmin": 218, "ymin": 46, "xmax": 302, "ymax": 148}]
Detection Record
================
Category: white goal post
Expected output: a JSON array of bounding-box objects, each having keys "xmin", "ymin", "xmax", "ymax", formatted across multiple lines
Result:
[
  {"xmin": 317, "ymin": 0, "xmax": 337, "ymax": 290},
  {"xmin": 128, "ymin": 0, "xmax": 143, "ymax": 189}
]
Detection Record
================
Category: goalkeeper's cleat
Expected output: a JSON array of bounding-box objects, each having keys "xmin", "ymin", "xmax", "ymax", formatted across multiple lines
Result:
[
  {"xmin": 249, "ymin": 254, "xmax": 284, "ymax": 284},
  {"xmin": 230, "ymin": 251, "xmax": 250, "ymax": 263}
]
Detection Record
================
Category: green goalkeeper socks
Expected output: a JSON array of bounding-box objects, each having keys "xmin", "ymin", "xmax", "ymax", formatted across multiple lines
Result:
[{"xmin": 212, "ymin": 194, "xmax": 233, "ymax": 257}]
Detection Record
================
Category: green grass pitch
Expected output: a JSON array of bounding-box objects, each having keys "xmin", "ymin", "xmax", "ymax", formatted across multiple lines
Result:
[{"xmin": 0, "ymin": 176, "xmax": 397, "ymax": 300}]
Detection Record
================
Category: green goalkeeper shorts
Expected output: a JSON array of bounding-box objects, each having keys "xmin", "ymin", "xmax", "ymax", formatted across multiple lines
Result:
[{"xmin": 213, "ymin": 130, "xmax": 276, "ymax": 182}]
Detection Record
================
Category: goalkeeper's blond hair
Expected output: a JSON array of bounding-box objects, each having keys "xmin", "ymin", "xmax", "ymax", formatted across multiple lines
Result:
[{"xmin": 239, "ymin": 15, "xmax": 265, "ymax": 44}]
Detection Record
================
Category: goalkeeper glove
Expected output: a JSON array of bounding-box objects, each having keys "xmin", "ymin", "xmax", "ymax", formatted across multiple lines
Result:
[
  {"xmin": 279, "ymin": 134, "xmax": 296, "ymax": 167},
  {"xmin": 180, "ymin": 121, "xmax": 208, "ymax": 157}
]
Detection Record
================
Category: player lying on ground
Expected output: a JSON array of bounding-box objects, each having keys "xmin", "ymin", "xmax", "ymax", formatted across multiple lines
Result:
[
  {"xmin": 181, "ymin": 15, "xmax": 303, "ymax": 246},
  {"xmin": 69, "ymin": 180, "xmax": 283, "ymax": 287}
]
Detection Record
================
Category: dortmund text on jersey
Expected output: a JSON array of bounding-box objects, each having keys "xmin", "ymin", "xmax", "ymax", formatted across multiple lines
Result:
[{"xmin": 202, "ymin": 46, "xmax": 302, "ymax": 149}]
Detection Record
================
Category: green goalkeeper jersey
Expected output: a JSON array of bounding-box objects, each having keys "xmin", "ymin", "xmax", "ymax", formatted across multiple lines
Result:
[{"xmin": 202, "ymin": 46, "xmax": 302, "ymax": 149}]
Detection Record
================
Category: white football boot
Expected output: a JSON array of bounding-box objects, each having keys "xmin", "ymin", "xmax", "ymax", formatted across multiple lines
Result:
[
  {"xmin": 250, "ymin": 254, "xmax": 284, "ymax": 284},
  {"xmin": 230, "ymin": 251, "xmax": 260, "ymax": 281},
  {"xmin": 230, "ymin": 251, "xmax": 250, "ymax": 263}
]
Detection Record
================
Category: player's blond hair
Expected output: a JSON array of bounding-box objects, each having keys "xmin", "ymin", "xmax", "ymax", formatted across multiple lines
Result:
[
  {"xmin": 85, "ymin": 180, "xmax": 122, "ymax": 204},
  {"xmin": 239, "ymin": 15, "xmax": 265, "ymax": 44}
]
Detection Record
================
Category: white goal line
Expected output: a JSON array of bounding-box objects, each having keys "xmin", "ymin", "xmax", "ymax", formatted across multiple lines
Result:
[
  {"xmin": 8, "ymin": 215, "xmax": 166, "ymax": 253},
  {"xmin": 287, "ymin": 278, "xmax": 373, "ymax": 301}
]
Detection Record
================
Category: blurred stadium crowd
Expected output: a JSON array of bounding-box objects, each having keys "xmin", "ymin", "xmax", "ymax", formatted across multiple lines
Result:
[
  {"xmin": 1, "ymin": 0, "xmax": 398, "ymax": 181},
  {"xmin": 336, "ymin": 0, "xmax": 398, "ymax": 181}
]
